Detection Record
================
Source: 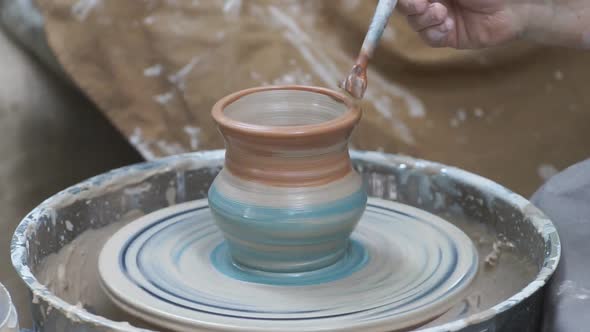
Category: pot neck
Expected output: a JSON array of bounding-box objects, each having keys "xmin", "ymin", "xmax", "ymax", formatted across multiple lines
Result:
[{"xmin": 222, "ymin": 132, "xmax": 354, "ymax": 187}]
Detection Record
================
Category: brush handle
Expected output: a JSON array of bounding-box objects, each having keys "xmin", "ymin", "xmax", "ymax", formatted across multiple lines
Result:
[
  {"xmin": 341, "ymin": 0, "xmax": 397, "ymax": 98},
  {"xmin": 360, "ymin": 0, "xmax": 397, "ymax": 59}
]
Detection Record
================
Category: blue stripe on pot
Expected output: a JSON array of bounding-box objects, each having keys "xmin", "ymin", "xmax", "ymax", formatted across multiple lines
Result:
[
  {"xmin": 208, "ymin": 185, "xmax": 367, "ymax": 272},
  {"xmin": 208, "ymin": 185, "xmax": 367, "ymax": 221}
]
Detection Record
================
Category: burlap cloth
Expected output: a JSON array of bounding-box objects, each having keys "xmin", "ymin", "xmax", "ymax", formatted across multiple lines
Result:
[{"xmin": 35, "ymin": 0, "xmax": 590, "ymax": 195}]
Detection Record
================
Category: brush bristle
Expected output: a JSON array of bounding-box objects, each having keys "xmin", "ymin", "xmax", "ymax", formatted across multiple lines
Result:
[{"xmin": 340, "ymin": 64, "xmax": 367, "ymax": 99}]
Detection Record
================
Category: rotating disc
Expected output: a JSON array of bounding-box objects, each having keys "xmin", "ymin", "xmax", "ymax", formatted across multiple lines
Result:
[{"xmin": 99, "ymin": 198, "xmax": 478, "ymax": 331}]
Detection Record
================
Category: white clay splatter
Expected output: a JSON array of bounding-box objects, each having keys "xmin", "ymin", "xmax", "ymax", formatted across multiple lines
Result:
[
  {"xmin": 65, "ymin": 220, "xmax": 74, "ymax": 232},
  {"xmin": 265, "ymin": 5, "xmax": 423, "ymax": 145},
  {"xmin": 165, "ymin": 187, "xmax": 176, "ymax": 206},
  {"xmin": 215, "ymin": 31, "xmax": 226, "ymax": 41},
  {"xmin": 272, "ymin": 69, "xmax": 313, "ymax": 86},
  {"xmin": 129, "ymin": 128, "xmax": 157, "ymax": 160},
  {"xmin": 484, "ymin": 241, "xmax": 502, "ymax": 267},
  {"xmin": 183, "ymin": 126, "xmax": 201, "ymax": 150},
  {"xmin": 270, "ymin": 6, "xmax": 337, "ymax": 90},
  {"xmin": 168, "ymin": 57, "xmax": 200, "ymax": 91},
  {"xmin": 143, "ymin": 16, "xmax": 156, "ymax": 25},
  {"xmin": 450, "ymin": 109, "xmax": 468, "ymax": 128},
  {"xmin": 485, "ymin": 238, "xmax": 515, "ymax": 267},
  {"xmin": 123, "ymin": 183, "xmax": 152, "ymax": 196},
  {"xmin": 154, "ymin": 91, "xmax": 174, "ymax": 105},
  {"xmin": 144, "ymin": 64, "xmax": 163, "ymax": 77},
  {"xmin": 557, "ymin": 280, "xmax": 590, "ymax": 300},
  {"xmin": 554, "ymin": 70, "xmax": 564, "ymax": 81},
  {"xmin": 156, "ymin": 140, "xmax": 186, "ymax": 155},
  {"xmin": 249, "ymin": 71, "xmax": 261, "ymax": 80},
  {"xmin": 364, "ymin": 71, "xmax": 426, "ymax": 119},
  {"xmin": 537, "ymin": 164, "xmax": 559, "ymax": 181},
  {"xmin": 71, "ymin": 0, "xmax": 100, "ymax": 21},
  {"xmin": 372, "ymin": 96, "xmax": 417, "ymax": 145},
  {"xmin": 457, "ymin": 109, "xmax": 467, "ymax": 121},
  {"xmin": 473, "ymin": 107, "xmax": 484, "ymax": 118},
  {"xmin": 223, "ymin": 0, "xmax": 242, "ymax": 19},
  {"xmin": 373, "ymin": 96, "xmax": 394, "ymax": 120}
]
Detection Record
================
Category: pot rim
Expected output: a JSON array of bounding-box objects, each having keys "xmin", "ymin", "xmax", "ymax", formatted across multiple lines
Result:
[
  {"xmin": 211, "ymin": 85, "xmax": 361, "ymax": 138},
  {"xmin": 10, "ymin": 150, "xmax": 560, "ymax": 332}
]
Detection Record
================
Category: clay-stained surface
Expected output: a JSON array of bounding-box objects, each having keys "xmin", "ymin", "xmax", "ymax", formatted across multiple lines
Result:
[
  {"xmin": 35, "ymin": 205, "xmax": 536, "ymax": 330},
  {"xmin": 0, "ymin": 26, "xmax": 142, "ymax": 328},
  {"xmin": 35, "ymin": 0, "xmax": 590, "ymax": 195},
  {"xmin": 14, "ymin": 151, "xmax": 557, "ymax": 331}
]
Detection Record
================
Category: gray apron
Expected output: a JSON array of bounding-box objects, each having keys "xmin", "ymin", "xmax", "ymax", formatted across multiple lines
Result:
[{"xmin": 532, "ymin": 158, "xmax": 590, "ymax": 332}]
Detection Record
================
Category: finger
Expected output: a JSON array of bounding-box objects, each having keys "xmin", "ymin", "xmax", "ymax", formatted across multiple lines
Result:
[
  {"xmin": 406, "ymin": 2, "xmax": 448, "ymax": 31},
  {"xmin": 419, "ymin": 17, "xmax": 455, "ymax": 47},
  {"xmin": 397, "ymin": 0, "xmax": 429, "ymax": 15}
]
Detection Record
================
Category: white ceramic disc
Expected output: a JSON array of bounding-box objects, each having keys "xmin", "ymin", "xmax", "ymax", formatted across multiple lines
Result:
[{"xmin": 99, "ymin": 198, "xmax": 478, "ymax": 332}]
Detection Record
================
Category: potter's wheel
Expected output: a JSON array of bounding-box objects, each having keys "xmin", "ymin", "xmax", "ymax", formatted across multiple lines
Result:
[{"xmin": 99, "ymin": 197, "xmax": 478, "ymax": 332}]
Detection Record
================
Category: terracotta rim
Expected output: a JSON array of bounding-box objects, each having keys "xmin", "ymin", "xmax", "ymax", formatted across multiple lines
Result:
[{"xmin": 211, "ymin": 85, "xmax": 361, "ymax": 138}]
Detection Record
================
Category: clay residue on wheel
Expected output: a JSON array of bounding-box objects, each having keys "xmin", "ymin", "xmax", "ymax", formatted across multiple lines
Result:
[{"xmin": 35, "ymin": 210, "xmax": 536, "ymax": 330}]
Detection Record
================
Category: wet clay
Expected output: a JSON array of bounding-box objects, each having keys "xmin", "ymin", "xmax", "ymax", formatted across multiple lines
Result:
[
  {"xmin": 34, "ymin": 216, "xmax": 158, "ymax": 330},
  {"xmin": 35, "ymin": 208, "xmax": 536, "ymax": 330}
]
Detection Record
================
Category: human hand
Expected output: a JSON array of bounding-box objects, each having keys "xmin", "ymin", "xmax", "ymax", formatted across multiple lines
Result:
[{"xmin": 397, "ymin": 0, "xmax": 527, "ymax": 48}]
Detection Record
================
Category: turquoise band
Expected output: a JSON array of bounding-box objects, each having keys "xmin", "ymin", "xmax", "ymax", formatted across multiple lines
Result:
[
  {"xmin": 208, "ymin": 185, "xmax": 368, "ymax": 272},
  {"xmin": 208, "ymin": 185, "xmax": 368, "ymax": 221}
]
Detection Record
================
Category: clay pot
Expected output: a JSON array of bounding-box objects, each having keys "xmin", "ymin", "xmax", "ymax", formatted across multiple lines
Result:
[{"xmin": 208, "ymin": 85, "xmax": 367, "ymax": 273}]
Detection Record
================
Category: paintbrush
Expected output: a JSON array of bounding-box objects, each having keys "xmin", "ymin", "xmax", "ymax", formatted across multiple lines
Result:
[{"xmin": 340, "ymin": 0, "xmax": 397, "ymax": 99}]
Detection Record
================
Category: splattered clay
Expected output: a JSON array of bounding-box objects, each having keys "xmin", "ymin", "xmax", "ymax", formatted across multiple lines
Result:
[{"xmin": 35, "ymin": 207, "xmax": 536, "ymax": 331}]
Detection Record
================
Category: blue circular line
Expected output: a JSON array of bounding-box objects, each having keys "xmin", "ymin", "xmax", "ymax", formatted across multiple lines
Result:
[{"xmin": 116, "ymin": 202, "xmax": 476, "ymax": 321}]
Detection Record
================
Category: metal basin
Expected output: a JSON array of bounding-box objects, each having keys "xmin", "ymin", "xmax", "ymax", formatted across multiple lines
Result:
[{"xmin": 11, "ymin": 150, "xmax": 560, "ymax": 331}]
